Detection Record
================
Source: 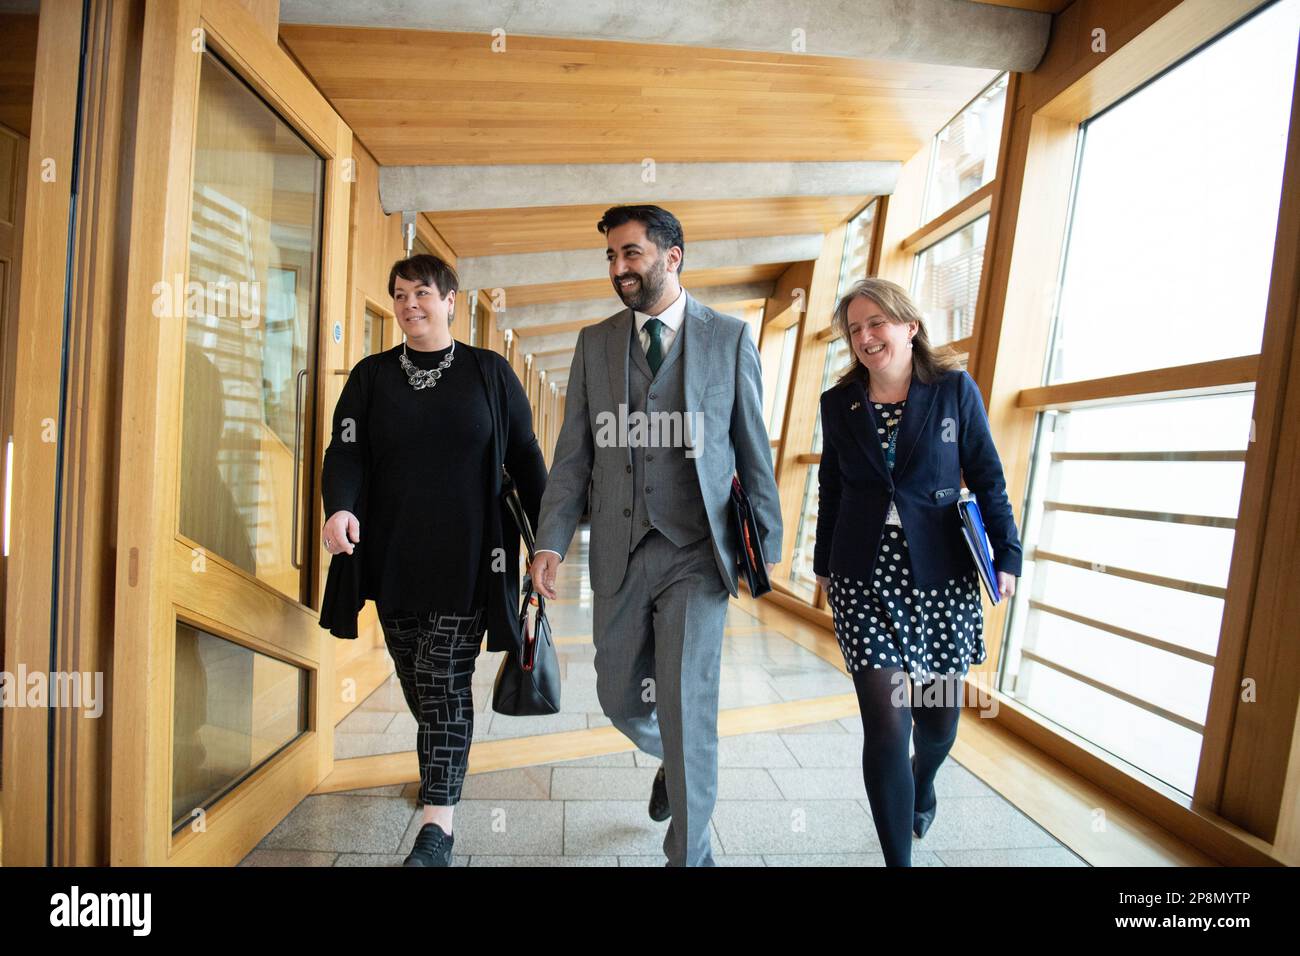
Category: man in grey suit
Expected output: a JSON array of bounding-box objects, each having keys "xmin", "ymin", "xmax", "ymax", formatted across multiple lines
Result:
[{"xmin": 529, "ymin": 205, "xmax": 783, "ymax": 866}]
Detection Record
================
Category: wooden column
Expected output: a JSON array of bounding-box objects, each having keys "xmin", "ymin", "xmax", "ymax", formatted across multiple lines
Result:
[{"xmin": 1210, "ymin": 40, "xmax": 1300, "ymax": 851}]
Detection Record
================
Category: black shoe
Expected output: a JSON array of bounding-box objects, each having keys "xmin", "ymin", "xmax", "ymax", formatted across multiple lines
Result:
[
  {"xmin": 403, "ymin": 822, "xmax": 454, "ymax": 866},
  {"xmin": 912, "ymin": 755, "xmax": 937, "ymax": 839},
  {"xmin": 648, "ymin": 765, "xmax": 671, "ymax": 822}
]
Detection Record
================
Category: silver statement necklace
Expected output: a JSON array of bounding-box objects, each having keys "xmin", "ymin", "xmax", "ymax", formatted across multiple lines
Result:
[{"xmin": 399, "ymin": 338, "xmax": 455, "ymax": 390}]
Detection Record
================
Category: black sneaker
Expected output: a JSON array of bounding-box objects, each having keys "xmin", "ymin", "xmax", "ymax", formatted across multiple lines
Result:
[
  {"xmin": 403, "ymin": 822, "xmax": 454, "ymax": 867},
  {"xmin": 648, "ymin": 765, "xmax": 671, "ymax": 822}
]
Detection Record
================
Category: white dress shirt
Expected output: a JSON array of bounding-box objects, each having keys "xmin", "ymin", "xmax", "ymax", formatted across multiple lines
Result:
[
  {"xmin": 634, "ymin": 287, "xmax": 686, "ymax": 360},
  {"xmin": 535, "ymin": 287, "xmax": 687, "ymax": 563}
]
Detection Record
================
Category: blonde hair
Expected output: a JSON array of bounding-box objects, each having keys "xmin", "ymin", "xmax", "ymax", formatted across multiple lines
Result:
[{"xmin": 830, "ymin": 277, "xmax": 960, "ymax": 387}]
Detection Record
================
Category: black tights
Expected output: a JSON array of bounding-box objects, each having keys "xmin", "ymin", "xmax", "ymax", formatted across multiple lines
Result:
[{"xmin": 852, "ymin": 667, "xmax": 963, "ymax": 867}]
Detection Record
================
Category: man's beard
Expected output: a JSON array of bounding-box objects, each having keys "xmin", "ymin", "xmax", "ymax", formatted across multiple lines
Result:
[{"xmin": 614, "ymin": 259, "xmax": 668, "ymax": 312}]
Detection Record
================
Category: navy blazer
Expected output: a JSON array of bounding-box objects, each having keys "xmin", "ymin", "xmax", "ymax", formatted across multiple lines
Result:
[{"xmin": 813, "ymin": 368, "xmax": 1022, "ymax": 589}]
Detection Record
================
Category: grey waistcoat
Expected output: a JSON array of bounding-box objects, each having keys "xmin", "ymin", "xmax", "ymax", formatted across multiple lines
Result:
[{"xmin": 626, "ymin": 320, "xmax": 711, "ymax": 554}]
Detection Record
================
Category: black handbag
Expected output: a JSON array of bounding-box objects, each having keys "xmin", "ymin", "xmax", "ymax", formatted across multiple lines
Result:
[
  {"xmin": 729, "ymin": 475, "xmax": 772, "ymax": 597},
  {"xmin": 492, "ymin": 472, "xmax": 562, "ymax": 716}
]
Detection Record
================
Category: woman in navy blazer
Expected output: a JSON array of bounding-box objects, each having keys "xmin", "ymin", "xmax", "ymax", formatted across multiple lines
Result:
[{"xmin": 813, "ymin": 278, "xmax": 1021, "ymax": 866}]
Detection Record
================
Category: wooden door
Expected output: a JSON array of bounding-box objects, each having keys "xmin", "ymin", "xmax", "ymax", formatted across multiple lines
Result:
[{"xmin": 111, "ymin": 0, "xmax": 352, "ymax": 865}]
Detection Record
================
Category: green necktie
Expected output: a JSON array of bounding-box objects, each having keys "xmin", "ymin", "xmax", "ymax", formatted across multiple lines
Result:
[{"xmin": 644, "ymin": 317, "xmax": 665, "ymax": 375}]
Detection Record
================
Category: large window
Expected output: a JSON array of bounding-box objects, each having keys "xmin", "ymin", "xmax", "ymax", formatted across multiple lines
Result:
[
  {"xmin": 811, "ymin": 336, "xmax": 849, "ymax": 455},
  {"xmin": 922, "ymin": 73, "xmax": 1008, "ymax": 221},
  {"xmin": 835, "ymin": 200, "xmax": 878, "ymax": 298},
  {"xmin": 811, "ymin": 199, "xmax": 880, "ymax": 455},
  {"xmin": 794, "ymin": 199, "xmax": 882, "ymax": 599},
  {"xmin": 789, "ymin": 463, "xmax": 821, "ymax": 600},
  {"xmin": 999, "ymin": 0, "xmax": 1300, "ymax": 796},
  {"xmin": 1044, "ymin": 15, "xmax": 1295, "ymax": 384},
  {"xmin": 1004, "ymin": 393, "xmax": 1252, "ymax": 794},
  {"xmin": 911, "ymin": 215, "xmax": 988, "ymax": 347},
  {"xmin": 762, "ymin": 322, "xmax": 799, "ymax": 439},
  {"xmin": 908, "ymin": 74, "xmax": 1006, "ymax": 354}
]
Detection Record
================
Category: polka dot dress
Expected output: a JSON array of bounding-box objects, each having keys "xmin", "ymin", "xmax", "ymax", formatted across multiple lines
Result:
[{"xmin": 826, "ymin": 399, "xmax": 986, "ymax": 682}]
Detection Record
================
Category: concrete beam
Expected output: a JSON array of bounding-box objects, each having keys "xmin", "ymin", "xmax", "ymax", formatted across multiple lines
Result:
[
  {"xmin": 497, "ymin": 281, "xmax": 776, "ymax": 331},
  {"xmin": 379, "ymin": 161, "xmax": 898, "ymax": 215},
  {"xmin": 532, "ymin": 353, "xmax": 574, "ymax": 373},
  {"xmin": 514, "ymin": 330, "xmax": 581, "ymax": 355},
  {"xmin": 501, "ymin": 300, "xmax": 623, "ymax": 332},
  {"xmin": 459, "ymin": 234, "xmax": 819, "ymax": 291},
  {"xmin": 280, "ymin": 1, "xmax": 1050, "ymax": 73}
]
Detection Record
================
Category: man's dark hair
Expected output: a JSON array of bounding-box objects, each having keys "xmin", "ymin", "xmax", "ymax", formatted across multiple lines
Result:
[
  {"xmin": 387, "ymin": 253, "xmax": 459, "ymax": 300},
  {"xmin": 597, "ymin": 205, "xmax": 685, "ymax": 274}
]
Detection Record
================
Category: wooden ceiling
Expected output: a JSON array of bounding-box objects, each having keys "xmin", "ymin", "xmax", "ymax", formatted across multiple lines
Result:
[
  {"xmin": 279, "ymin": 26, "xmax": 998, "ymax": 167},
  {"xmin": 277, "ymin": 21, "xmax": 1019, "ymax": 385},
  {"xmin": 433, "ymin": 195, "xmax": 870, "ymax": 258}
]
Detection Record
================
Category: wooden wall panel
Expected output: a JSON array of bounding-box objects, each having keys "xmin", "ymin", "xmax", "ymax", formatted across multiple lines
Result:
[
  {"xmin": 346, "ymin": 142, "xmax": 405, "ymax": 363},
  {"xmin": 875, "ymin": 145, "xmax": 930, "ymax": 287},
  {"xmin": 763, "ymin": 260, "xmax": 815, "ymax": 334}
]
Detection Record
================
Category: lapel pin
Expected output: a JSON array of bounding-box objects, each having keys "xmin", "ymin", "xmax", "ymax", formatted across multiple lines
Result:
[{"xmin": 850, "ymin": 401, "xmax": 861, "ymax": 411}]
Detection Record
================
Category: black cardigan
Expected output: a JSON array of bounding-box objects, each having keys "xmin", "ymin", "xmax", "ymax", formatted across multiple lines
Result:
[{"xmin": 317, "ymin": 342, "xmax": 547, "ymax": 652}]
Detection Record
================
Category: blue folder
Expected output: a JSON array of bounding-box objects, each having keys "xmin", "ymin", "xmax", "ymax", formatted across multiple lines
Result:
[{"xmin": 957, "ymin": 493, "xmax": 1001, "ymax": 605}]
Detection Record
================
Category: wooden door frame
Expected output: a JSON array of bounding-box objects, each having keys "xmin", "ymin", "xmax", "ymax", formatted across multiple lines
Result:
[
  {"xmin": 1, "ymin": 0, "xmax": 87, "ymax": 868},
  {"xmin": 110, "ymin": 0, "xmax": 351, "ymax": 865},
  {"xmin": 0, "ymin": 121, "xmax": 25, "ymax": 695}
]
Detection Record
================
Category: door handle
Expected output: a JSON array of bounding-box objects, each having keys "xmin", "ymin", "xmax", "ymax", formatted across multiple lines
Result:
[{"xmin": 290, "ymin": 367, "xmax": 308, "ymax": 571}]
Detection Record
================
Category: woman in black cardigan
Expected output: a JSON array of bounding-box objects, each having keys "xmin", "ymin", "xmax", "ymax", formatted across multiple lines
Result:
[
  {"xmin": 318, "ymin": 254, "xmax": 547, "ymax": 867},
  {"xmin": 813, "ymin": 278, "xmax": 1022, "ymax": 866}
]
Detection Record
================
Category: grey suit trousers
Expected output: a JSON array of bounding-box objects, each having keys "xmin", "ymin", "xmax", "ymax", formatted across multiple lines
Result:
[{"xmin": 592, "ymin": 528, "xmax": 730, "ymax": 867}]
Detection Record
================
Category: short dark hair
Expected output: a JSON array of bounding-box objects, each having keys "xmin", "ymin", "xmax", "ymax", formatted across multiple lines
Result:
[
  {"xmin": 387, "ymin": 253, "xmax": 459, "ymax": 300},
  {"xmin": 597, "ymin": 205, "xmax": 685, "ymax": 274}
]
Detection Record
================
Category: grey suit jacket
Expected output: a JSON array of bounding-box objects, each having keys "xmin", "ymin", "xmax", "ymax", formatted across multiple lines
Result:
[{"xmin": 534, "ymin": 291, "xmax": 783, "ymax": 597}]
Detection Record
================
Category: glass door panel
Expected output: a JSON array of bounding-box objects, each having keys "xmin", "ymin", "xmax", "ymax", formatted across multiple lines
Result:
[
  {"xmin": 172, "ymin": 620, "xmax": 308, "ymax": 830},
  {"xmin": 179, "ymin": 51, "xmax": 323, "ymax": 603}
]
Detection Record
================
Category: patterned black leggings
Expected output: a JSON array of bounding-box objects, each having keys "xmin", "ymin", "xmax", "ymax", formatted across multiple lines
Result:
[{"xmin": 377, "ymin": 606, "xmax": 485, "ymax": 807}]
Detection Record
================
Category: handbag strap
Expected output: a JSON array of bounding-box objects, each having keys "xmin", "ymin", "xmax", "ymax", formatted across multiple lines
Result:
[{"xmin": 501, "ymin": 466, "xmax": 537, "ymax": 562}]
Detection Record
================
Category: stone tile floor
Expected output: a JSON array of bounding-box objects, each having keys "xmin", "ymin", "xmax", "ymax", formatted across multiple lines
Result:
[{"xmin": 241, "ymin": 527, "xmax": 1086, "ymax": 867}]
